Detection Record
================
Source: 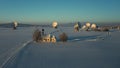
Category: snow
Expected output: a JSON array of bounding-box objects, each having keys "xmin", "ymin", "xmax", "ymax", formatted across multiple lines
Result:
[{"xmin": 0, "ymin": 27, "xmax": 120, "ymax": 68}]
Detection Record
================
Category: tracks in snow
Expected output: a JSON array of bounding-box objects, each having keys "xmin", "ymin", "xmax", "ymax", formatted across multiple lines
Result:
[
  {"xmin": 0, "ymin": 40, "xmax": 33, "ymax": 68},
  {"xmin": 68, "ymin": 32, "xmax": 112, "ymax": 42}
]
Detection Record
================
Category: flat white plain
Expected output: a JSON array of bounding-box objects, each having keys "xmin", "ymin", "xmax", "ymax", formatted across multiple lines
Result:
[{"xmin": 0, "ymin": 27, "xmax": 120, "ymax": 68}]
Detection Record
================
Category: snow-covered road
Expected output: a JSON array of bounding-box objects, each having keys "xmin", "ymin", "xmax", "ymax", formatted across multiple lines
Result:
[
  {"xmin": 0, "ymin": 27, "xmax": 34, "ymax": 68},
  {"xmin": 0, "ymin": 27, "xmax": 120, "ymax": 68}
]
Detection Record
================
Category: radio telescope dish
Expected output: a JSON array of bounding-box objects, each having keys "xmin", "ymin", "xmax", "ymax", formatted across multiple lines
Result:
[
  {"xmin": 52, "ymin": 21, "xmax": 58, "ymax": 28},
  {"xmin": 86, "ymin": 22, "xmax": 91, "ymax": 27},
  {"xmin": 91, "ymin": 24, "xmax": 96, "ymax": 29}
]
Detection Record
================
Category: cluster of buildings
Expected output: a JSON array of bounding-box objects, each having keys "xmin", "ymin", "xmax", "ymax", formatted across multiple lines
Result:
[
  {"xmin": 39, "ymin": 22, "xmax": 58, "ymax": 43},
  {"xmin": 33, "ymin": 28, "xmax": 57, "ymax": 43},
  {"xmin": 40, "ymin": 34, "xmax": 56, "ymax": 43}
]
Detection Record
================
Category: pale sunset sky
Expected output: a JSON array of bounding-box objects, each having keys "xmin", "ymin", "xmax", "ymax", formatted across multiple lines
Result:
[{"xmin": 0, "ymin": 0, "xmax": 120, "ymax": 24}]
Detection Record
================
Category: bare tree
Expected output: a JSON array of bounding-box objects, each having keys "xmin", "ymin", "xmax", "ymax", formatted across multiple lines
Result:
[
  {"xmin": 59, "ymin": 32, "xmax": 68, "ymax": 42},
  {"xmin": 33, "ymin": 29, "xmax": 41, "ymax": 42}
]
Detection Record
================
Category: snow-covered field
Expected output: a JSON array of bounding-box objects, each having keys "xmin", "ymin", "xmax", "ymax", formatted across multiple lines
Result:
[{"xmin": 0, "ymin": 26, "xmax": 120, "ymax": 68}]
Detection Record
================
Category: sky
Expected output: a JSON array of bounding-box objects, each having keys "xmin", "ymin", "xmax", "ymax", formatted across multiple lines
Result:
[{"xmin": 0, "ymin": 0, "xmax": 120, "ymax": 24}]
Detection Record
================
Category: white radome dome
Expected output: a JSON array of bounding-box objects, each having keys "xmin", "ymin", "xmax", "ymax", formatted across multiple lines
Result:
[
  {"xmin": 52, "ymin": 21, "xmax": 58, "ymax": 28},
  {"xmin": 86, "ymin": 22, "xmax": 91, "ymax": 27}
]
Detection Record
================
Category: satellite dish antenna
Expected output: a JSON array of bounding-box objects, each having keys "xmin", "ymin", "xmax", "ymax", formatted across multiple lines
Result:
[
  {"xmin": 91, "ymin": 24, "xmax": 97, "ymax": 29},
  {"xmin": 52, "ymin": 21, "xmax": 58, "ymax": 28},
  {"xmin": 86, "ymin": 22, "xmax": 91, "ymax": 28},
  {"xmin": 13, "ymin": 21, "xmax": 18, "ymax": 29},
  {"xmin": 14, "ymin": 21, "xmax": 18, "ymax": 27},
  {"xmin": 82, "ymin": 25, "xmax": 86, "ymax": 29},
  {"xmin": 74, "ymin": 23, "xmax": 79, "ymax": 31}
]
